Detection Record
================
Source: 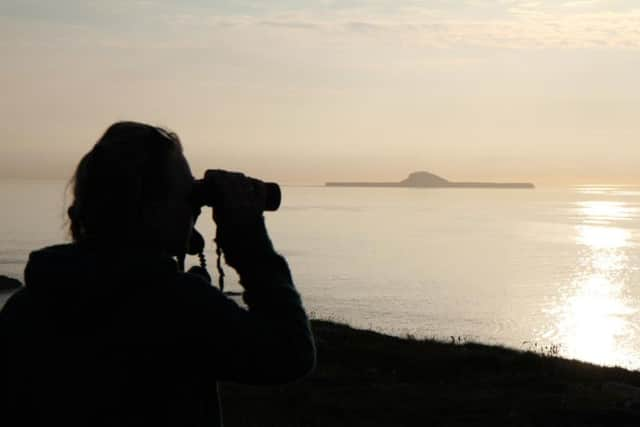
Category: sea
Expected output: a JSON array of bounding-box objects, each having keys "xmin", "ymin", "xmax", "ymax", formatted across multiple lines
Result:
[{"xmin": 2, "ymin": 180, "xmax": 640, "ymax": 370}]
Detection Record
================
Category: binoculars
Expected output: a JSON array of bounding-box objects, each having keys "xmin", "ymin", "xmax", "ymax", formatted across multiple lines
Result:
[
  {"xmin": 190, "ymin": 169, "xmax": 281, "ymax": 212},
  {"xmin": 183, "ymin": 170, "xmax": 281, "ymax": 286}
]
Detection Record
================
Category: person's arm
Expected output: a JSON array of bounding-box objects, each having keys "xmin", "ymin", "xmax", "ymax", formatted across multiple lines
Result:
[{"xmin": 183, "ymin": 171, "xmax": 315, "ymax": 384}]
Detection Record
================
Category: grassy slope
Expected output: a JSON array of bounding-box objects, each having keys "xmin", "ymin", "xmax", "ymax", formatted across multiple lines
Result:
[{"xmin": 220, "ymin": 319, "xmax": 640, "ymax": 426}]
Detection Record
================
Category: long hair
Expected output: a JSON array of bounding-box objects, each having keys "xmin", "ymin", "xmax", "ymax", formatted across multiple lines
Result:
[{"xmin": 68, "ymin": 121, "xmax": 183, "ymax": 244}]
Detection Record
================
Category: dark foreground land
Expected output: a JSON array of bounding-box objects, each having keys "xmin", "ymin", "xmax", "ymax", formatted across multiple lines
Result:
[{"xmin": 222, "ymin": 320, "xmax": 640, "ymax": 427}]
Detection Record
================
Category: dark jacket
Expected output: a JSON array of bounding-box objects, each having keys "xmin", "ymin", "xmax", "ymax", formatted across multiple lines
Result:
[{"xmin": 0, "ymin": 242, "xmax": 315, "ymax": 426}]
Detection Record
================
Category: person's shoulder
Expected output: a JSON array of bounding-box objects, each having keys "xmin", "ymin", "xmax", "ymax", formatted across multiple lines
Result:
[
  {"xmin": 173, "ymin": 270, "xmax": 225, "ymax": 299},
  {"xmin": 27, "ymin": 243, "xmax": 79, "ymax": 260},
  {"xmin": 0, "ymin": 287, "xmax": 31, "ymax": 325},
  {"xmin": 168, "ymin": 270, "xmax": 236, "ymax": 323},
  {"xmin": 176, "ymin": 269, "xmax": 210, "ymax": 287}
]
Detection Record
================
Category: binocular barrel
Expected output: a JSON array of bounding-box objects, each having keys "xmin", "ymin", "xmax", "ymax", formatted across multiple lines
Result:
[{"xmin": 191, "ymin": 170, "xmax": 281, "ymax": 212}]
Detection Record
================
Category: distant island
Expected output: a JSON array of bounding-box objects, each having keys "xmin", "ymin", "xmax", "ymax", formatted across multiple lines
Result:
[{"xmin": 326, "ymin": 171, "xmax": 535, "ymax": 189}]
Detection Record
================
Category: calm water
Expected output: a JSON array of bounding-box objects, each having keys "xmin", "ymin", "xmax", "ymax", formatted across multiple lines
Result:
[{"xmin": 2, "ymin": 181, "xmax": 640, "ymax": 369}]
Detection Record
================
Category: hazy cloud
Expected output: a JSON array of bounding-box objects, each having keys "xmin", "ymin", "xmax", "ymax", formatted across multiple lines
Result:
[
  {"xmin": 345, "ymin": 21, "xmax": 384, "ymax": 33},
  {"xmin": 562, "ymin": 0, "xmax": 600, "ymax": 8},
  {"xmin": 5, "ymin": 1, "xmax": 639, "ymax": 50},
  {"xmin": 259, "ymin": 20, "xmax": 318, "ymax": 30},
  {"xmin": 207, "ymin": 8, "xmax": 640, "ymax": 50},
  {"xmin": 171, "ymin": 3, "xmax": 640, "ymax": 50}
]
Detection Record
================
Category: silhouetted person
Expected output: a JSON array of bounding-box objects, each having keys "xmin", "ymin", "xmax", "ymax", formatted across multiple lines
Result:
[{"xmin": 0, "ymin": 122, "xmax": 315, "ymax": 426}]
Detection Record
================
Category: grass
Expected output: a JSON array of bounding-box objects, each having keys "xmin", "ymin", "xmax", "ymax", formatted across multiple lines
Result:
[{"xmin": 220, "ymin": 319, "xmax": 640, "ymax": 426}]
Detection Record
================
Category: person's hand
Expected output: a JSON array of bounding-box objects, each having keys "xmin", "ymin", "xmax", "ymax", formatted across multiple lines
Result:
[
  {"xmin": 204, "ymin": 170, "xmax": 274, "ymax": 273},
  {"xmin": 204, "ymin": 170, "xmax": 266, "ymax": 227}
]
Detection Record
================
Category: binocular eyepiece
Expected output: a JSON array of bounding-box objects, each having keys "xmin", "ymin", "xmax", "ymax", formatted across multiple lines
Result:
[{"xmin": 190, "ymin": 169, "xmax": 281, "ymax": 212}]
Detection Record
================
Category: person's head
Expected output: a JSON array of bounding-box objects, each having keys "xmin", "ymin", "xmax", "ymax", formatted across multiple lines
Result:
[{"xmin": 68, "ymin": 121, "xmax": 195, "ymax": 255}]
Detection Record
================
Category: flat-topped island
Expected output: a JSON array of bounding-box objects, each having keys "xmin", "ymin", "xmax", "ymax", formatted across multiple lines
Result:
[{"xmin": 326, "ymin": 171, "xmax": 535, "ymax": 189}]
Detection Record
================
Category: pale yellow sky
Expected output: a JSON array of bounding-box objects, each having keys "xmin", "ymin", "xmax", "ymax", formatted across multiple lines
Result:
[{"xmin": 1, "ymin": 1, "xmax": 639, "ymax": 185}]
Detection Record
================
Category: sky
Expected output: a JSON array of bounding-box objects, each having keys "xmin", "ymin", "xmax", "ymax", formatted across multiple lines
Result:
[{"xmin": 2, "ymin": 0, "xmax": 640, "ymax": 185}]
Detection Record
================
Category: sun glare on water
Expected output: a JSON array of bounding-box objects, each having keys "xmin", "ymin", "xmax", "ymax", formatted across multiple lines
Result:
[{"xmin": 545, "ymin": 197, "xmax": 638, "ymax": 367}]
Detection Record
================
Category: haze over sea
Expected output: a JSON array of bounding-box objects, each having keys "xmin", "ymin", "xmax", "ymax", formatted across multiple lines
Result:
[{"xmin": 2, "ymin": 180, "xmax": 640, "ymax": 369}]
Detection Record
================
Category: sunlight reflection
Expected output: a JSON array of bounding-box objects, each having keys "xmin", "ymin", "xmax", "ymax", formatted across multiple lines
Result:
[
  {"xmin": 553, "ymin": 275, "xmax": 635, "ymax": 366},
  {"xmin": 575, "ymin": 187, "xmax": 617, "ymax": 196},
  {"xmin": 577, "ymin": 201, "xmax": 634, "ymax": 224},
  {"xmin": 545, "ymin": 200, "xmax": 637, "ymax": 367},
  {"xmin": 576, "ymin": 225, "xmax": 630, "ymax": 249}
]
